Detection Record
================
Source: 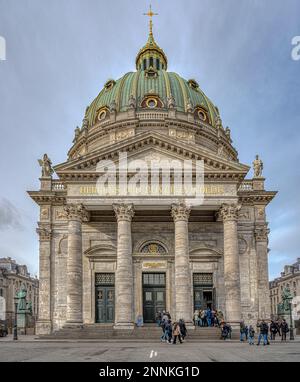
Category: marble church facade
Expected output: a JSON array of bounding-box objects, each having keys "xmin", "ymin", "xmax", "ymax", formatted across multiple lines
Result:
[{"xmin": 28, "ymin": 16, "xmax": 276, "ymax": 335}]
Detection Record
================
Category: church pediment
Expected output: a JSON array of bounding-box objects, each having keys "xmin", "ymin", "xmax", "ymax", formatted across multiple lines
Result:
[{"xmin": 54, "ymin": 131, "xmax": 249, "ymax": 181}]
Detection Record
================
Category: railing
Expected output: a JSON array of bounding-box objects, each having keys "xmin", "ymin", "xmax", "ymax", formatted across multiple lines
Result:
[
  {"xmin": 51, "ymin": 181, "xmax": 65, "ymax": 191},
  {"xmin": 238, "ymin": 180, "xmax": 253, "ymax": 192},
  {"xmin": 137, "ymin": 112, "xmax": 167, "ymax": 120}
]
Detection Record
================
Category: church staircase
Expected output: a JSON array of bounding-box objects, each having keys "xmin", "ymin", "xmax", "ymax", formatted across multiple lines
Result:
[{"xmin": 38, "ymin": 324, "xmax": 239, "ymax": 341}]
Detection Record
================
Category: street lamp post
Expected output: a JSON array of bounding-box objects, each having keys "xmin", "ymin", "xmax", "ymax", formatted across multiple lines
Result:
[
  {"xmin": 289, "ymin": 300, "xmax": 295, "ymax": 340},
  {"xmin": 13, "ymin": 297, "xmax": 18, "ymax": 341}
]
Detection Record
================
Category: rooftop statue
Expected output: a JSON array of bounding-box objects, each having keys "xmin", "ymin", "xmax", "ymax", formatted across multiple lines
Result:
[
  {"xmin": 167, "ymin": 94, "xmax": 175, "ymax": 109},
  {"xmin": 73, "ymin": 126, "xmax": 81, "ymax": 143},
  {"xmin": 186, "ymin": 98, "xmax": 193, "ymax": 113},
  {"xmin": 128, "ymin": 95, "xmax": 136, "ymax": 109},
  {"xmin": 38, "ymin": 154, "xmax": 53, "ymax": 178},
  {"xmin": 253, "ymin": 154, "xmax": 263, "ymax": 178}
]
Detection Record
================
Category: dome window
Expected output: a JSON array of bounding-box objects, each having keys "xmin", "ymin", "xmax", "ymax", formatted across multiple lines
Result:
[
  {"xmin": 141, "ymin": 95, "xmax": 163, "ymax": 109},
  {"xmin": 143, "ymin": 59, "xmax": 147, "ymax": 70},
  {"xmin": 104, "ymin": 79, "xmax": 116, "ymax": 91},
  {"xmin": 156, "ymin": 59, "xmax": 160, "ymax": 70},
  {"xmin": 149, "ymin": 57, "xmax": 154, "ymax": 67},
  {"xmin": 195, "ymin": 106, "xmax": 209, "ymax": 123},
  {"xmin": 188, "ymin": 79, "xmax": 199, "ymax": 90},
  {"xmin": 97, "ymin": 107, "xmax": 109, "ymax": 122},
  {"xmin": 198, "ymin": 110, "xmax": 206, "ymax": 121},
  {"xmin": 145, "ymin": 68, "xmax": 158, "ymax": 78},
  {"xmin": 146, "ymin": 98, "xmax": 158, "ymax": 108}
]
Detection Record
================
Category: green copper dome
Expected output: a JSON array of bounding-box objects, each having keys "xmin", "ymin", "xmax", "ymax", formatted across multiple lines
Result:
[
  {"xmin": 84, "ymin": 22, "xmax": 220, "ymax": 128},
  {"xmin": 86, "ymin": 70, "xmax": 219, "ymax": 126}
]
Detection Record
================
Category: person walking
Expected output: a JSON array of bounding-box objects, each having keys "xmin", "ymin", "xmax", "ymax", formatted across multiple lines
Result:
[
  {"xmin": 160, "ymin": 319, "xmax": 168, "ymax": 342},
  {"xmin": 280, "ymin": 319, "xmax": 289, "ymax": 341},
  {"xmin": 179, "ymin": 319, "xmax": 187, "ymax": 341},
  {"xmin": 172, "ymin": 321, "xmax": 182, "ymax": 344},
  {"xmin": 248, "ymin": 325, "xmax": 255, "ymax": 345},
  {"xmin": 156, "ymin": 311, "xmax": 162, "ymax": 327},
  {"xmin": 165, "ymin": 319, "xmax": 173, "ymax": 344}
]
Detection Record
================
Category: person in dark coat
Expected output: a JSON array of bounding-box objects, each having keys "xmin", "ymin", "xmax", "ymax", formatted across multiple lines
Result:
[
  {"xmin": 270, "ymin": 320, "xmax": 279, "ymax": 340},
  {"xmin": 280, "ymin": 319, "xmax": 289, "ymax": 341},
  {"xmin": 256, "ymin": 320, "xmax": 269, "ymax": 346},
  {"xmin": 179, "ymin": 319, "xmax": 187, "ymax": 341}
]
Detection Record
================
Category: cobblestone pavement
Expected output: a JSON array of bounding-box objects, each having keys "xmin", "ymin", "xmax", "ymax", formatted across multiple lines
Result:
[{"xmin": 0, "ymin": 336, "xmax": 299, "ymax": 362}]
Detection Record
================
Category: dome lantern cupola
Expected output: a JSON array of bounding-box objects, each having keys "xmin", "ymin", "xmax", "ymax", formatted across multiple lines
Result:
[{"xmin": 136, "ymin": 5, "xmax": 168, "ymax": 71}]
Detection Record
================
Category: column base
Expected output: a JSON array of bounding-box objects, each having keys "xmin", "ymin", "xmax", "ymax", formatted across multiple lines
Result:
[
  {"xmin": 185, "ymin": 322, "xmax": 195, "ymax": 330},
  {"xmin": 113, "ymin": 322, "xmax": 134, "ymax": 330},
  {"xmin": 226, "ymin": 321, "xmax": 241, "ymax": 330},
  {"xmin": 36, "ymin": 320, "xmax": 52, "ymax": 335},
  {"xmin": 64, "ymin": 320, "xmax": 84, "ymax": 329}
]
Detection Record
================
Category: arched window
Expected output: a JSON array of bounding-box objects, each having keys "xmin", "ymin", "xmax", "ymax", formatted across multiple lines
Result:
[
  {"xmin": 143, "ymin": 59, "xmax": 147, "ymax": 70},
  {"xmin": 156, "ymin": 58, "xmax": 160, "ymax": 70},
  {"xmin": 140, "ymin": 242, "xmax": 167, "ymax": 254},
  {"xmin": 149, "ymin": 57, "xmax": 154, "ymax": 68}
]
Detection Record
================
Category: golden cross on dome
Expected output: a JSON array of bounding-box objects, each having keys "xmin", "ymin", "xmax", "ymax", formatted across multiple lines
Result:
[{"xmin": 143, "ymin": 5, "xmax": 158, "ymax": 35}]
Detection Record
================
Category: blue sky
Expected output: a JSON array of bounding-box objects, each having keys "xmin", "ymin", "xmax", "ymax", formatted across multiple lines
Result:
[{"xmin": 0, "ymin": 0, "xmax": 299, "ymax": 279}]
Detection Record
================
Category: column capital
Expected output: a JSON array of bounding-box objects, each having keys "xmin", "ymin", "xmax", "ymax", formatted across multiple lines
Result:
[
  {"xmin": 36, "ymin": 223, "xmax": 51, "ymax": 241},
  {"xmin": 171, "ymin": 203, "xmax": 191, "ymax": 222},
  {"xmin": 64, "ymin": 203, "xmax": 89, "ymax": 222},
  {"xmin": 113, "ymin": 203, "xmax": 134, "ymax": 222},
  {"xmin": 255, "ymin": 224, "xmax": 270, "ymax": 242},
  {"xmin": 219, "ymin": 203, "xmax": 241, "ymax": 222}
]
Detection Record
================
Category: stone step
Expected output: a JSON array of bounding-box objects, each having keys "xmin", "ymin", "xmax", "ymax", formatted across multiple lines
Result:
[{"xmin": 39, "ymin": 325, "xmax": 239, "ymax": 341}]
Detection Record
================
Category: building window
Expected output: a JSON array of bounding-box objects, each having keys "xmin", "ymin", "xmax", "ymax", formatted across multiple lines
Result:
[
  {"xmin": 140, "ymin": 242, "xmax": 167, "ymax": 254},
  {"xmin": 146, "ymin": 98, "xmax": 158, "ymax": 108},
  {"xmin": 156, "ymin": 58, "xmax": 160, "ymax": 70},
  {"xmin": 193, "ymin": 273, "xmax": 213, "ymax": 286},
  {"xmin": 95, "ymin": 273, "xmax": 115, "ymax": 286},
  {"xmin": 149, "ymin": 57, "xmax": 153, "ymax": 68},
  {"xmin": 143, "ymin": 273, "xmax": 165, "ymax": 286},
  {"xmin": 143, "ymin": 59, "xmax": 147, "ymax": 70}
]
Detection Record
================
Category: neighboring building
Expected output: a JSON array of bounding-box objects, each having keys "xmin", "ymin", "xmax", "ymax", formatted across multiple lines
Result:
[
  {"xmin": 269, "ymin": 258, "xmax": 300, "ymax": 318},
  {"xmin": 0, "ymin": 257, "xmax": 39, "ymax": 329},
  {"xmin": 28, "ymin": 13, "xmax": 277, "ymax": 335}
]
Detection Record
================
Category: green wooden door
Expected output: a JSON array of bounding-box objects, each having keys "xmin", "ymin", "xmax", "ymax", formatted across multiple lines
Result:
[{"xmin": 96, "ymin": 286, "xmax": 115, "ymax": 323}]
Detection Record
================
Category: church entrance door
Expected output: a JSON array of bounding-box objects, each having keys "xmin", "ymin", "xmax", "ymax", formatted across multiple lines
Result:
[
  {"xmin": 95, "ymin": 273, "xmax": 115, "ymax": 323},
  {"xmin": 142, "ymin": 273, "xmax": 166, "ymax": 323}
]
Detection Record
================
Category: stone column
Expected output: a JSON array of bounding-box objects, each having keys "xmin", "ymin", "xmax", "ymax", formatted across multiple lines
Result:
[
  {"xmin": 36, "ymin": 224, "xmax": 52, "ymax": 335},
  {"xmin": 255, "ymin": 224, "xmax": 271, "ymax": 319},
  {"xmin": 219, "ymin": 203, "xmax": 242, "ymax": 325},
  {"xmin": 113, "ymin": 204, "xmax": 134, "ymax": 329},
  {"xmin": 171, "ymin": 203, "xmax": 193, "ymax": 325},
  {"xmin": 64, "ymin": 204, "xmax": 88, "ymax": 325}
]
